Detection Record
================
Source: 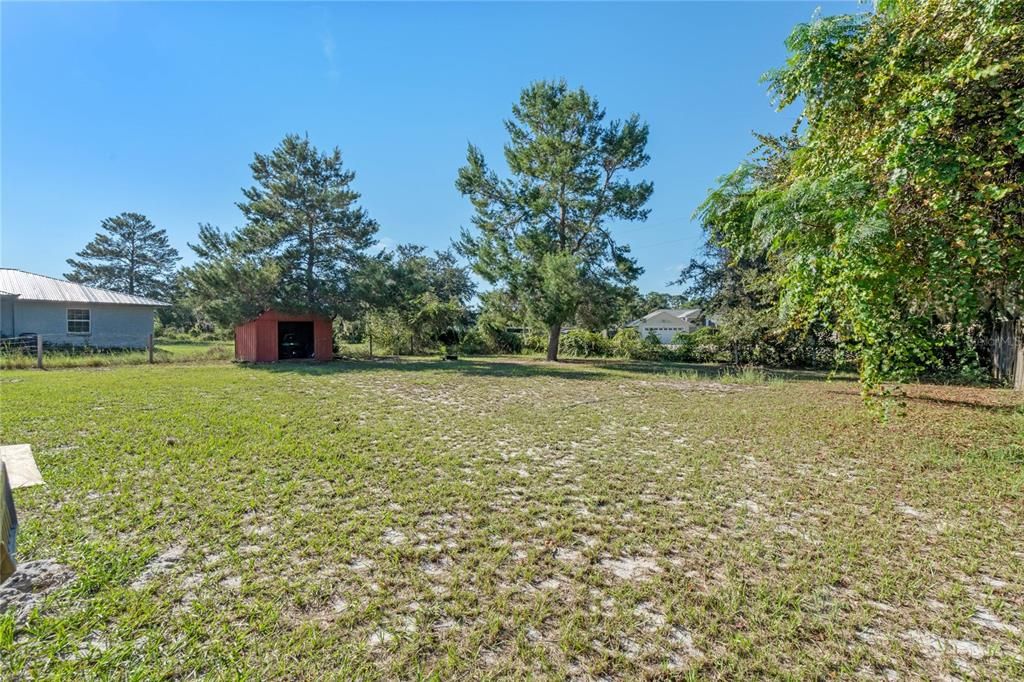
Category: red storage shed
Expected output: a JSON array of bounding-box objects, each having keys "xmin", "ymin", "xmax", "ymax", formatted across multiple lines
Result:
[{"xmin": 234, "ymin": 309, "xmax": 333, "ymax": 363}]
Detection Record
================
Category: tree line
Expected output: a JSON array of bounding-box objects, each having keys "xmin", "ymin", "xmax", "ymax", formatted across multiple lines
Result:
[
  {"xmin": 64, "ymin": 0, "xmax": 1023, "ymax": 388},
  {"xmin": 66, "ymin": 80, "xmax": 669, "ymax": 362}
]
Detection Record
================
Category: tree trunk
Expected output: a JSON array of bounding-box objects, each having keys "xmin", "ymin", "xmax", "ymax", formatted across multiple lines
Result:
[
  {"xmin": 546, "ymin": 323, "xmax": 561, "ymax": 362},
  {"xmin": 307, "ymin": 230, "xmax": 315, "ymax": 311}
]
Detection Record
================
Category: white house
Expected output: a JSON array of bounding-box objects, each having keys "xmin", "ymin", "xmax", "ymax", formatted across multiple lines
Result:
[
  {"xmin": 626, "ymin": 308, "xmax": 704, "ymax": 344},
  {"xmin": 0, "ymin": 269, "xmax": 167, "ymax": 349}
]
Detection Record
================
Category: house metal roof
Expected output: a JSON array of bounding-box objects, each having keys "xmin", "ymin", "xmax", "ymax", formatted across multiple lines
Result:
[{"xmin": 0, "ymin": 269, "xmax": 168, "ymax": 306}]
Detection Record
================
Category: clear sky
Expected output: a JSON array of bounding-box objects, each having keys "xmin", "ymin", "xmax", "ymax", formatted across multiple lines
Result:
[{"xmin": 1, "ymin": 1, "xmax": 862, "ymax": 295}]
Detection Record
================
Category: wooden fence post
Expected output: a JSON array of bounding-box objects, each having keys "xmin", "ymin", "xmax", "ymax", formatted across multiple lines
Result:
[
  {"xmin": 148, "ymin": 334, "xmax": 154, "ymax": 364},
  {"xmin": 1015, "ymin": 319, "xmax": 1023, "ymax": 391},
  {"xmin": 992, "ymin": 318, "xmax": 1024, "ymax": 391},
  {"xmin": 36, "ymin": 335, "xmax": 43, "ymax": 369}
]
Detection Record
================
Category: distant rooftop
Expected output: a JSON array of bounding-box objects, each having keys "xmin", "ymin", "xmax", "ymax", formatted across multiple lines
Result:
[
  {"xmin": 626, "ymin": 308, "xmax": 702, "ymax": 326},
  {"xmin": 642, "ymin": 308, "xmax": 701, "ymax": 320},
  {"xmin": 0, "ymin": 269, "xmax": 168, "ymax": 306}
]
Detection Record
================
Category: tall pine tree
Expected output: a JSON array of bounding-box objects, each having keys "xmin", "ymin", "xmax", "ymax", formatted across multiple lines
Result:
[
  {"xmin": 456, "ymin": 80, "xmax": 653, "ymax": 360},
  {"xmin": 65, "ymin": 212, "xmax": 180, "ymax": 299},
  {"xmin": 185, "ymin": 134, "xmax": 379, "ymax": 324}
]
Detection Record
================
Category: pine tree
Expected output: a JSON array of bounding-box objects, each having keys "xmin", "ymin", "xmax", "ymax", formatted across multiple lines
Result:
[
  {"xmin": 185, "ymin": 134, "xmax": 379, "ymax": 324},
  {"xmin": 65, "ymin": 212, "xmax": 180, "ymax": 299},
  {"xmin": 235, "ymin": 134, "xmax": 379, "ymax": 317},
  {"xmin": 456, "ymin": 80, "xmax": 653, "ymax": 360}
]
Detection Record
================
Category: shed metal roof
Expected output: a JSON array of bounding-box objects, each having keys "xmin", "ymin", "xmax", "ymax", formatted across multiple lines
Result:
[{"xmin": 0, "ymin": 269, "xmax": 168, "ymax": 306}]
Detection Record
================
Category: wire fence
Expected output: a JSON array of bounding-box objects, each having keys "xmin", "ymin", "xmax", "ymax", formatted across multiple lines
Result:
[
  {"xmin": 0, "ymin": 335, "xmax": 39, "ymax": 354},
  {"xmin": 1, "ymin": 333, "xmax": 233, "ymax": 369}
]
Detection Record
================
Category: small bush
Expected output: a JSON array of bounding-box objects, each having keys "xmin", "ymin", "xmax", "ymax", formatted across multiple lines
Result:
[
  {"xmin": 610, "ymin": 327, "xmax": 642, "ymax": 358},
  {"xmin": 560, "ymin": 330, "xmax": 610, "ymax": 358},
  {"xmin": 610, "ymin": 328, "xmax": 665, "ymax": 360},
  {"xmin": 522, "ymin": 331, "xmax": 549, "ymax": 354},
  {"xmin": 366, "ymin": 310, "xmax": 414, "ymax": 355},
  {"xmin": 689, "ymin": 327, "xmax": 725, "ymax": 363},
  {"xmin": 474, "ymin": 323, "xmax": 524, "ymax": 354},
  {"xmin": 670, "ymin": 332, "xmax": 697, "ymax": 361},
  {"xmin": 458, "ymin": 328, "xmax": 489, "ymax": 355}
]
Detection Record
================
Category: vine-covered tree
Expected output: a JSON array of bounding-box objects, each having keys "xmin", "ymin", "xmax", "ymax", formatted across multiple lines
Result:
[
  {"xmin": 702, "ymin": 0, "xmax": 1024, "ymax": 392},
  {"xmin": 65, "ymin": 212, "xmax": 180, "ymax": 299},
  {"xmin": 185, "ymin": 134, "xmax": 379, "ymax": 325},
  {"xmin": 456, "ymin": 80, "xmax": 653, "ymax": 360}
]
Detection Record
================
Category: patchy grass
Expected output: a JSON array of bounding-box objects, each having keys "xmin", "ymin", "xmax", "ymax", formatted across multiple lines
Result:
[
  {"xmin": 0, "ymin": 340, "xmax": 232, "ymax": 369},
  {"xmin": 1, "ymin": 357, "xmax": 1021, "ymax": 679}
]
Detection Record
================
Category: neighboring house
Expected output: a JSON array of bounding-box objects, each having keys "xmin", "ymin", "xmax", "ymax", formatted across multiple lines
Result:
[
  {"xmin": 0, "ymin": 269, "xmax": 167, "ymax": 348},
  {"xmin": 626, "ymin": 308, "xmax": 704, "ymax": 344}
]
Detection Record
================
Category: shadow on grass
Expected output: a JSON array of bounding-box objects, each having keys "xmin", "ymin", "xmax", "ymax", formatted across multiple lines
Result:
[
  {"xmin": 901, "ymin": 392, "xmax": 1023, "ymax": 414},
  {"xmin": 822, "ymin": 386, "xmax": 1023, "ymax": 414},
  {"xmin": 240, "ymin": 355, "xmax": 608, "ymax": 381},
  {"xmin": 237, "ymin": 354, "xmax": 856, "ymax": 384},
  {"xmin": 580, "ymin": 358, "xmax": 857, "ymax": 383}
]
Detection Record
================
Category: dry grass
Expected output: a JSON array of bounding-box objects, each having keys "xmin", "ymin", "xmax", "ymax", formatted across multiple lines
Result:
[
  {"xmin": 1, "ymin": 357, "xmax": 1021, "ymax": 679},
  {"xmin": 0, "ymin": 339, "xmax": 233, "ymax": 369}
]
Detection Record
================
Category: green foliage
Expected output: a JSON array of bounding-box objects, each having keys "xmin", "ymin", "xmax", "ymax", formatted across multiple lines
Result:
[
  {"xmin": 155, "ymin": 270, "xmax": 218, "ymax": 336},
  {"xmin": 356, "ymin": 245, "xmax": 474, "ymax": 355},
  {"xmin": 456, "ymin": 328, "xmax": 490, "ymax": 355},
  {"xmin": 182, "ymin": 224, "xmax": 283, "ymax": 327},
  {"xmin": 185, "ymin": 135, "xmax": 378, "ymax": 325},
  {"xmin": 701, "ymin": 0, "xmax": 1024, "ymax": 393},
  {"xmin": 473, "ymin": 323, "xmax": 524, "ymax": 355},
  {"xmin": 408, "ymin": 292, "xmax": 466, "ymax": 355},
  {"xmin": 65, "ymin": 212, "xmax": 180, "ymax": 300},
  {"xmin": 373, "ymin": 245, "xmax": 476, "ymax": 312},
  {"xmin": 456, "ymin": 80, "xmax": 653, "ymax": 360},
  {"xmin": 366, "ymin": 309, "xmax": 413, "ymax": 355},
  {"xmin": 470, "ymin": 289, "xmax": 528, "ymax": 354},
  {"xmin": 559, "ymin": 330, "xmax": 610, "ymax": 358},
  {"xmin": 609, "ymin": 327, "xmax": 661, "ymax": 360},
  {"xmin": 522, "ymin": 330, "xmax": 549, "ymax": 354},
  {"xmin": 688, "ymin": 327, "xmax": 726, "ymax": 363},
  {"xmin": 670, "ymin": 331, "xmax": 696, "ymax": 358}
]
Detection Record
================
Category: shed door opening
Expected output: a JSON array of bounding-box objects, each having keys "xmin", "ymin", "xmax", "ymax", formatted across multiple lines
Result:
[{"xmin": 278, "ymin": 321, "xmax": 314, "ymax": 360}]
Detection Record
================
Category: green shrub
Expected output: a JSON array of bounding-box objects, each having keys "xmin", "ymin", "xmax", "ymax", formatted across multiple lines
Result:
[
  {"xmin": 670, "ymin": 331, "xmax": 697, "ymax": 361},
  {"xmin": 522, "ymin": 331, "xmax": 548, "ymax": 354},
  {"xmin": 474, "ymin": 322, "xmax": 524, "ymax": 354},
  {"xmin": 688, "ymin": 327, "xmax": 725, "ymax": 363},
  {"xmin": 366, "ymin": 309, "xmax": 414, "ymax": 355},
  {"xmin": 559, "ymin": 329, "xmax": 610, "ymax": 358},
  {"xmin": 458, "ymin": 328, "xmax": 489, "ymax": 355},
  {"xmin": 609, "ymin": 328, "xmax": 664, "ymax": 360}
]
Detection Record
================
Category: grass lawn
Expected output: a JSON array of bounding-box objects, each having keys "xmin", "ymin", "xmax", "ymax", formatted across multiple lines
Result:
[{"xmin": 1, "ymin": 357, "xmax": 1022, "ymax": 679}]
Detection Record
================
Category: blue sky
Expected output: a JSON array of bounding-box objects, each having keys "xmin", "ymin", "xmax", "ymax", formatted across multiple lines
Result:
[{"xmin": 1, "ymin": 1, "xmax": 862, "ymax": 295}]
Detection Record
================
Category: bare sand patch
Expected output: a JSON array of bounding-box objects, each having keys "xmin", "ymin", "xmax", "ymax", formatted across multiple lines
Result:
[
  {"xmin": 131, "ymin": 545, "xmax": 186, "ymax": 589},
  {"xmin": 600, "ymin": 555, "xmax": 662, "ymax": 582},
  {"xmin": 382, "ymin": 528, "xmax": 407, "ymax": 546}
]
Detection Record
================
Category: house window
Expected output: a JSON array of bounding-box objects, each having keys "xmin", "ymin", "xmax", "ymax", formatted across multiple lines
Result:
[{"xmin": 67, "ymin": 308, "xmax": 91, "ymax": 334}]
